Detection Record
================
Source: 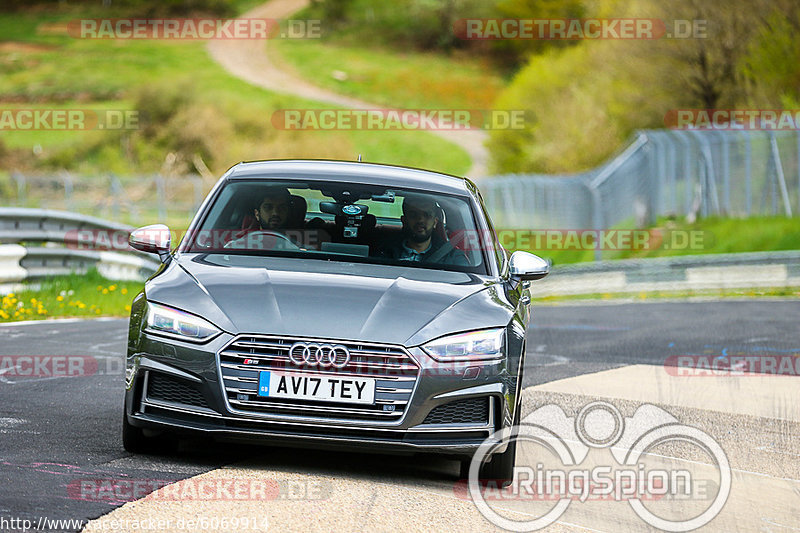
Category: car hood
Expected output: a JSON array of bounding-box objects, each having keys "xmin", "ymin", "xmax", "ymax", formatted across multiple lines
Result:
[{"xmin": 146, "ymin": 254, "xmax": 514, "ymax": 346}]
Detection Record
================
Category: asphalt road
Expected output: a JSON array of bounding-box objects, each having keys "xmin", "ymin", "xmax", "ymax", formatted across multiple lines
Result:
[{"xmin": 0, "ymin": 300, "xmax": 798, "ymax": 532}]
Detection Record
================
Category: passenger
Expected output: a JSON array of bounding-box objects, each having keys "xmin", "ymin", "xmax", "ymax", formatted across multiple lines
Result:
[{"xmin": 381, "ymin": 194, "xmax": 469, "ymax": 266}]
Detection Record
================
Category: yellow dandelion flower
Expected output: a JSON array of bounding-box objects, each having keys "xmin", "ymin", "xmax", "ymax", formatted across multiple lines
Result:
[
  {"xmin": 102, "ymin": 289, "xmax": 108, "ymax": 295},
  {"xmin": 109, "ymin": 285, "xmax": 117, "ymax": 291},
  {"xmin": 56, "ymin": 295, "xmax": 64, "ymax": 302},
  {"xmin": 121, "ymin": 288, "xmax": 128, "ymax": 295}
]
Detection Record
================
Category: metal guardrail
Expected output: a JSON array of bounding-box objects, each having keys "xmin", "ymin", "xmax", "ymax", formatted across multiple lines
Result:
[
  {"xmin": 533, "ymin": 250, "xmax": 800, "ymax": 297},
  {"xmin": 0, "ymin": 208, "xmax": 161, "ymax": 284},
  {"xmin": 1, "ymin": 208, "xmax": 797, "ymax": 296}
]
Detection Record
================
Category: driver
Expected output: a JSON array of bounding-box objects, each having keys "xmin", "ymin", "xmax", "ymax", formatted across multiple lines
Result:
[
  {"xmin": 253, "ymin": 187, "xmax": 292, "ymax": 231},
  {"xmin": 228, "ymin": 187, "xmax": 302, "ymax": 251},
  {"xmin": 381, "ymin": 194, "xmax": 469, "ymax": 266}
]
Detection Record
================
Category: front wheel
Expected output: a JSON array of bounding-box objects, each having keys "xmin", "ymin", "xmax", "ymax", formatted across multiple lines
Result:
[
  {"xmin": 478, "ymin": 438, "xmax": 517, "ymax": 486},
  {"xmin": 122, "ymin": 411, "xmax": 150, "ymax": 453},
  {"xmin": 122, "ymin": 410, "xmax": 174, "ymax": 454},
  {"xmin": 461, "ymin": 408, "xmax": 520, "ymax": 487}
]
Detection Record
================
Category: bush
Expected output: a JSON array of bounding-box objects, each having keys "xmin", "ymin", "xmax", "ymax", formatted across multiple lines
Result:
[{"xmin": 0, "ymin": 0, "xmax": 234, "ymax": 16}]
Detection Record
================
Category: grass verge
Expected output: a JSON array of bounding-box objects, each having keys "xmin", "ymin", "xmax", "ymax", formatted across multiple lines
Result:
[
  {"xmin": 532, "ymin": 286, "xmax": 800, "ymax": 303},
  {"xmin": 272, "ymin": 38, "xmax": 505, "ymax": 110},
  {"xmin": 0, "ymin": 269, "xmax": 141, "ymax": 322},
  {"xmin": 509, "ymin": 216, "xmax": 800, "ymax": 266}
]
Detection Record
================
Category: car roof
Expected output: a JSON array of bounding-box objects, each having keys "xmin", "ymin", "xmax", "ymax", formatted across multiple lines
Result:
[{"xmin": 226, "ymin": 159, "xmax": 474, "ymax": 196}]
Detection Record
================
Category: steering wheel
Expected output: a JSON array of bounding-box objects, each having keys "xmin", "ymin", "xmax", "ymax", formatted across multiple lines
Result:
[{"xmin": 224, "ymin": 230, "xmax": 302, "ymax": 251}]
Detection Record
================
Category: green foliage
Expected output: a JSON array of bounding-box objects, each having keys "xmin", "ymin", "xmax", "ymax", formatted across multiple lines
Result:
[
  {"xmin": 511, "ymin": 216, "xmax": 800, "ymax": 265},
  {"xmin": 274, "ymin": 39, "xmax": 504, "ymax": 110},
  {"xmin": 304, "ymin": 0, "xmax": 495, "ymax": 51},
  {"xmin": 0, "ymin": 268, "xmax": 142, "ymax": 321},
  {"xmin": 0, "ymin": 8, "xmax": 471, "ymax": 178},
  {"xmin": 0, "ymin": 0, "xmax": 236, "ymax": 16},
  {"xmin": 489, "ymin": 0, "xmax": 800, "ymax": 173},
  {"xmin": 489, "ymin": 0, "xmax": 585, "ymax": 68}
]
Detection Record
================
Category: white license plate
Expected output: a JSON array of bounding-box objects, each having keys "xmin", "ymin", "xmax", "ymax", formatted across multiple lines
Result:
[{"xmin": 257, "ymin": 371, "xmax": 375, "ymax": 405}]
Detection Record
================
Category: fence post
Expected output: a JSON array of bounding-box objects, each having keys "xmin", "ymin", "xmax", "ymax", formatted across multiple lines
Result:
[
  {"xmin": 61, "ymin": 171, "xmax": 73, "ymax": 212},
  {"xmin": 191, "ymin": 175, "xmax": 204, "ymax": 212},
  {"xmin": 109, "ymin": 175, "xmax": 124, "ymax": 221},
  {"xmin": 741, "ymin": 131, "xmax": 752, "ymax": 216},
  {"xmin": 645, "ymin": 133, "xmax": 659, "ymax": 225},
  {"xmin": 589, "ymin": 183, "xmax": 603, "ymax": 262},
  {"xmin": 721, "ymin": 131, "xmax": 731, "ymax": 214},
  {"xmin": 770, "ymin": 132, "xmax": 793, "ymax": 216},
  {"xmin": 12, "ymin": 171, "xmax": 26, "ymax": 206},
  {"xmin": 796, "ymin": 130, "xmax": 800, "ymax": 216},
  {"xmin": 155, "ymin": 175, "xmax": 167, "ymax": 222}
]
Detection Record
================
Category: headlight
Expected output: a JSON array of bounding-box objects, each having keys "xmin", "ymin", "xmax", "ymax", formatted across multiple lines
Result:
[
  {"xmin": 144, "ymin": 302, "xmax": 221, "ymax": 342},
  {"xmin": 422, "ymin": 328, "xmax": 505, "ymax": 361}
]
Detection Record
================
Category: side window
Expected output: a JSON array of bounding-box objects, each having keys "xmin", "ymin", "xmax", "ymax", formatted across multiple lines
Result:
[{"xmin": 475, "ymin": 190, "xmax": 505, "ymax": 271}]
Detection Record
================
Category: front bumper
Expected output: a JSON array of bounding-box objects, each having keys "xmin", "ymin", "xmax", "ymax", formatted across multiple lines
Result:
[{"xmin": 125, "ymin": 331, "xmax": 518, "ymax": 457}]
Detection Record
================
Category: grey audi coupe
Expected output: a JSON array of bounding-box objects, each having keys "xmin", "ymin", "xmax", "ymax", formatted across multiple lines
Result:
[{"xmin": 123, "ymin": 159, "xmax": 549, "ymax": 481}]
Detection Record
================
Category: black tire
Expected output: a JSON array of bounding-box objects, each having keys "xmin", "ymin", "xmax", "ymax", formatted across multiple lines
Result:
[
  {"xmin": 463, "ymin": 401, "xmax": 522, "ymax": 487},
  {"xmin": 478, "ymin": 438, "xmax": 517, "ymax": 487},
  {"xmin": 122, "ymin": 411, "xmax": 151, "ymax": 453},
  {"xmin": 123, "ymin": 411, "xmax": 175, "ymax": 454}
]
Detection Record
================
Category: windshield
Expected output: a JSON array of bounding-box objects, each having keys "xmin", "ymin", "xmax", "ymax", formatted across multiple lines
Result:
[{"xmin": 181, "ymin": 179, "xmax": 492, "ymax": 275}]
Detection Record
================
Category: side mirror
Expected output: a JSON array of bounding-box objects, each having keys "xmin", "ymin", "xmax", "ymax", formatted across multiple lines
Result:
[
  {"xmin": 509, "ymin": 251, "xmax": 549, "ymax": 281},
  {"xmin": 129, "ymin": 224, "xmax": 171, "ymax": 262}
]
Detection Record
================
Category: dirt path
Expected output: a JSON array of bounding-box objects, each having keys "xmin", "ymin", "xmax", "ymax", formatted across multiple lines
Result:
[{"xmin": 206, "ymin": 0, "xmax": 488, "ymax": 177}]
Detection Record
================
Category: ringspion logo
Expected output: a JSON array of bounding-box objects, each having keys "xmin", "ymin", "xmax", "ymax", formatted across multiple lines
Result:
[{"xmin": 467, "ymin": 401, "xmax": 730, "ymax": 531}]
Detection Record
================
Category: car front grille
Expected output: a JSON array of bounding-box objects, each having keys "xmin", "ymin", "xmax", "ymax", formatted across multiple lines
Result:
[
  {"xmin": 422, "ymin": 397, "xmax": 490, "ymax": 425},
  {"xmin": 146, "ymin": 372, "xmax": 208, "ymax": 408},
  {"xmin": 218, "ymin": 335, "xmax": 419, "ymax": 422}
]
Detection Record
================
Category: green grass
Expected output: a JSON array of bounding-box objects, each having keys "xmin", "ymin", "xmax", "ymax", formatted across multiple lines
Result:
[
  {"xmin": 0, "ymin": 269, "xmax": 142, "ymax": 321},
  {"xmin": 533, "ymin": 286, "xmax": 800, "ymax": 303},
  {"xmin": 509, "ymin": 216, "xmax": 800, "ymax": 266},
  {"xmin": 0, "ymin": 9, "xmax": 471, "ymax": 180},
  {"xmin": 272, "ymin": 38, "xmax": 505, "ymax": 110}
]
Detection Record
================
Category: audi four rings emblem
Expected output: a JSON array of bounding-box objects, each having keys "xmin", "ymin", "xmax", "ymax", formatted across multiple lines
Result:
[{"xmin": 289, "ymin": 342, "xmax": 350, "ymax": 368}]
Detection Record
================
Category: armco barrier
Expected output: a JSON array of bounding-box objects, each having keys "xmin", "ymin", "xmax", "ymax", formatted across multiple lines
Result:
[
  {"xmin": 0, "ymin": 208, "xmax": 161, "ymax": 285},
  {"xmin": 533, "ymin": 250, "xmax": 800, "ymax": 297}
]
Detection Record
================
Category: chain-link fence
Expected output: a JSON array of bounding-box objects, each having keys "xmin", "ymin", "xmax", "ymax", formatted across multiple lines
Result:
[
  {"xmin": 2, "ymin": 172, "xmax": 210, "ymax": 227},
  {"xmin": 477, "ymin": 129, "xmax": 800, "ymax": 245}
]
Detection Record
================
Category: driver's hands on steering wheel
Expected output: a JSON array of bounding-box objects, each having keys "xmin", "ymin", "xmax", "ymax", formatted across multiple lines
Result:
[{"xmin": 224, "ymin": 230, "xmax": 303, "ymax": 251}]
